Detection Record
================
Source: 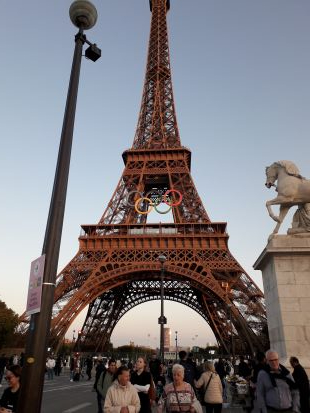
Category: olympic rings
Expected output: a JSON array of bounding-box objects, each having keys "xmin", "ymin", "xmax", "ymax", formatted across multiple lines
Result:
[
  {"xmin": 163, "ymin": 189, "xmax": 182, "ymax": 206},
  {"xmin": 134, "ymin": 197, "xmax": 153, "ymax": 215},
  {"xmin": 127, "ymin": 189, "xmax": 182, "ymax": 215}
]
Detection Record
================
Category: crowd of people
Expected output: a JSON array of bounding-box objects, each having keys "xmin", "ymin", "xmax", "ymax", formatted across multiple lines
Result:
[
  {"xmin": 0, "ymin": 349, "xmax": 309, "ymax": 413},
  {"xmin": 78, "ymin": 349, "xmax": 310, "ymax": 413}
]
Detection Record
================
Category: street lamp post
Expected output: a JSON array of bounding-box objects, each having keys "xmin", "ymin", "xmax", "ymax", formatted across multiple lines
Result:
[
  {"xmin": 17, "ymin": 2, "xmax": 100, "ymax": 412},
  {"xmin": 158, "ymin": 254, "xmax": 167, "ymax": 363},
  {"xmin": 175, "ymin": 331, "xmax": 178, "ymax": 361}
]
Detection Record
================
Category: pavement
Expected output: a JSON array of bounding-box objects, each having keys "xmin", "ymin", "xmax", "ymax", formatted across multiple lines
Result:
[{"xmin": 223, "ymin": 407, "xmax": 245, "ymax": 413}]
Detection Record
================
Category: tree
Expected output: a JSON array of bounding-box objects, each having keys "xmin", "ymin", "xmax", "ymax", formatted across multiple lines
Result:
[{"xmin": 0, "ymin": 300, "xmax": 19, "ymax": 348}]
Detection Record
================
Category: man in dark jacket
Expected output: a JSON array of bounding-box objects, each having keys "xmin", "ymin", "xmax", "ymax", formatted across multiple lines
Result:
[
  {"xmin": 178, "ymin": 351, "xmax": 197, "ymax": 390},
  {"xmin": 257, "ymin": 350, "xmax": 299, "ymax": 413},
  {"xmin": 214, "ymin": 358, "xmax": 226, "ymax": 381},
  {"xmin": 97, "ymin": 359, "xmax": 117, "ymax": 412},
  {"xmin": 290, "ymin": 356, "xmax": 310, "ymax": 413},
  {"xmin": 237, "ymin": 356, "xmax": 251, "ymax": 378},
  {"xmin": 94, "ymin": 356, "xmax": 107, "ymax": 413},
  {"xmin": 149, "ymin": 353, "xmax": 161, "ymax": 383},
  {"xmin": 86, "ymin": 356, "xmax": 93, "ymax": 380}
]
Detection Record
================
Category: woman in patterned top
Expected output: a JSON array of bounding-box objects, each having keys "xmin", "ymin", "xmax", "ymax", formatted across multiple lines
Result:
[{"xmin": 158, "ymin": 364, "xmax": 196, "ymax": 413}]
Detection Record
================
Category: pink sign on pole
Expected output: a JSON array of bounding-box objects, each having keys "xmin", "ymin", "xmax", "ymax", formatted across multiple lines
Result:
[{"xmin": 26, "ymin": 255, "xmax": 45, "ymax": 316}]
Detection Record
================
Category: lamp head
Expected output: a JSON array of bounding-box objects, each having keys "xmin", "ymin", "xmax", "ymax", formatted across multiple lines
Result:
[
  {"xmin": 158, "ymin": 254, "xmax": 166, "ymax": 264},
  {"xmin": 69, "ymin": 0, "xmax": 98, "ymax": 30}
]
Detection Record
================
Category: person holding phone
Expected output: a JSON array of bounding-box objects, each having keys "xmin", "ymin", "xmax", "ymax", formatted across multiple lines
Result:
[{"xmin": 0, "ymin": 365, "xmax": 21, "ymax": 413}]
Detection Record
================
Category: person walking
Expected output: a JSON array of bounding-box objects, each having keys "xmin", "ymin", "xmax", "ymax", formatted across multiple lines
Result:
[
  {"xmin": 95, "ymin": 356, "xmax": 108, "ymax": 413},
  {"xmin": 54, "ymin": 356, "xmax": 62, "ymax": 376},
  {"xmin": 195, "ymin": 362, "xmax": 223, "ymax": 413},
  {"xmin": 104, "ymin": 365, "xmax": 140, "ymax": 413},
  {"xmin": 178, "ymin": 351, "xmax": 197, "ymax": 391},
  {"xmin": 237, "ymin": 356, "xmax": 251, "ymax": 379},
  {"xmin": 155, "ymin": 363, "xmax": 166, "ymax": 402},
  {"xmin": 46, "ymin": 356, "xmax": 55, "ymax": 380},
  {"xmin": 256, "ymin": 349, "xmax": 299, "ymax": 413},
  {"xmin": 86, "ymin": 356, "xmax": 93, "ymax": 381},
  {"xmin": 149, "ymin": 354, "xmax": 161, "ymax": 384},
  {"xmin": 97, "ymin": 359, "xmax": 117, "ymax": 413},
  {"xmin": 70, "ymin": 353, "xmax": 81, "ymax": 382},
  {"xmin": 289, "ymin": 356, "xmax": 309, "ymax": 413},
  {"xmin": 249, "ymin": 351, "xmax": 267, "ymax": 412},
  {"xmin": 0, "ymin": 365, "xmax": 21, "ymax": 412},
  {"xmin": 0, "ymin": 355, "xmax": 7, "ymax": 388},
  {"xmin": 214, "ymin": 358, "xmax": 226, "ymax": 384},
  {"xmin": 157, "ymin": 364, "xmax": 198, "ymax": 413},
  {"xmin": 131, "ymin": 357, "xmax": 153, "ymax": 413}
]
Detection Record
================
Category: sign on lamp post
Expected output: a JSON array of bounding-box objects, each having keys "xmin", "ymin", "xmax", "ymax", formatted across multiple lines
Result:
[{"xmin": 26, "ymin": 255, "xmax": 46, "ymax": 316}]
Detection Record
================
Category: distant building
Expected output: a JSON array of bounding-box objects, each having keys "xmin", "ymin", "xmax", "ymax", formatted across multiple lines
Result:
[
  {"xmin": 164, "ymin": 346, "xmax": 190, "ymax": 361},
  {"xmin": 164, "ymin": 327, "xmax": 171, "ymax": 351}
]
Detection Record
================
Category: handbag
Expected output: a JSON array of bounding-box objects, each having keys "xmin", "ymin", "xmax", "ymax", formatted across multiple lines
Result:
[{"xmin": 148, "ymin": 378, "xmax": 156, "ymax": 402}]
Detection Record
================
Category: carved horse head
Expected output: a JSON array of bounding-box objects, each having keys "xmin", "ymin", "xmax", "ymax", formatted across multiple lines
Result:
[
  {"xmin": 265, "ymin": 163, "xmax": 279, "ymax": 188},
  {"xmin": 265, "ymin": 160, "xmax": 301, "ymax": 188}
]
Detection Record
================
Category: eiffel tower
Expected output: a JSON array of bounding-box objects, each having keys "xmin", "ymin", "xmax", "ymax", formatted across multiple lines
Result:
[{"xmin": 20, "ymin": 0, "xmax": 268, "ymax": 355}]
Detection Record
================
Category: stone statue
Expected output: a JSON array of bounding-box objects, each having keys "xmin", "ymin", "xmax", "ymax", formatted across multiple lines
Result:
[{"xmin": 265, "ymin": 160, "xmax": 310, "ymax": 234}]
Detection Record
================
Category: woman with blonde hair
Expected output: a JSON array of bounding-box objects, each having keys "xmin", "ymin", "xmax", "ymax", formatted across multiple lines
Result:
[{"xmin": 195, "ymin": 362, "xmax": 223, "ymax": 413}]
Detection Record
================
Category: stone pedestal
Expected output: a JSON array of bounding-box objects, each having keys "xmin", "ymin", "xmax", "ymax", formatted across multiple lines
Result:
[{"xmin": 254, "ymin": 234, "xmax": 310, "ymax": 375}]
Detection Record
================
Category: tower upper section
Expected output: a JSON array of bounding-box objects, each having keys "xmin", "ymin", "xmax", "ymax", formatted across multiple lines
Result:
[{"xmin": 132, "ymin": 0, "xmax": 181, "ymax": 149}]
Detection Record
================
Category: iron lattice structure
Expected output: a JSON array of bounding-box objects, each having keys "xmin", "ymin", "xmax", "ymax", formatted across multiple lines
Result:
[{"xmin": 18, "ymin": 0, "xmax": 268, "ymax": 354}]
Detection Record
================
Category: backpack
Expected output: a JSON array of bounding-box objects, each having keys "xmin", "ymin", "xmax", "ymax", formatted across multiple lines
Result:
[{"xmin": 94, "ymin": 366, "xmax": 107, "ymax": 391}]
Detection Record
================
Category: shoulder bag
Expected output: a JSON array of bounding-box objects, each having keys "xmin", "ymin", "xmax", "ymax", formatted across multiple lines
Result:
[{"xmin": 173, "ymin": 383, "xmax": 185, "ymax": 412}]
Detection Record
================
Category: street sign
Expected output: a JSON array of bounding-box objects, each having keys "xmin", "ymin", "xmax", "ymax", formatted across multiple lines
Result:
[{"xmin": 26, "ymin": 255, "xmax": 45, "ymax": 315}]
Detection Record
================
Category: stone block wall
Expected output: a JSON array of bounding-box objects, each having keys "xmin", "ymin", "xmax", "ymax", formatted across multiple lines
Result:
[{"xmin": 254, "ymin": 234, "xmax": 310, "ymax": 374}]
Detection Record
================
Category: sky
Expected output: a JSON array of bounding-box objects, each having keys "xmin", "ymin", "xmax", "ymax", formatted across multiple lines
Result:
[{"xmin": 1, "ymin": 0, "xmax": 310, "ymax": 349}]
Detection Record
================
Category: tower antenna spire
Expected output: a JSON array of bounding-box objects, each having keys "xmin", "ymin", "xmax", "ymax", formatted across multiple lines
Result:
[
  {"xmin": 149, "ymin": 0, "xmax": 170, "ymax": 13},
  {"xmin": 135, "ymin": 0, "xmax": 176, "ymax": 149}
]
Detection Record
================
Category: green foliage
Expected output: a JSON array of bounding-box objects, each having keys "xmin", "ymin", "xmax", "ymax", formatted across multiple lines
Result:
[
  {"xmin": 110, "ymin": 344, "xmax": 153, "ymax": 361},
  {"xmin": 0, "ymin": 300, "xmax": 19, "ymax": 349}
]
